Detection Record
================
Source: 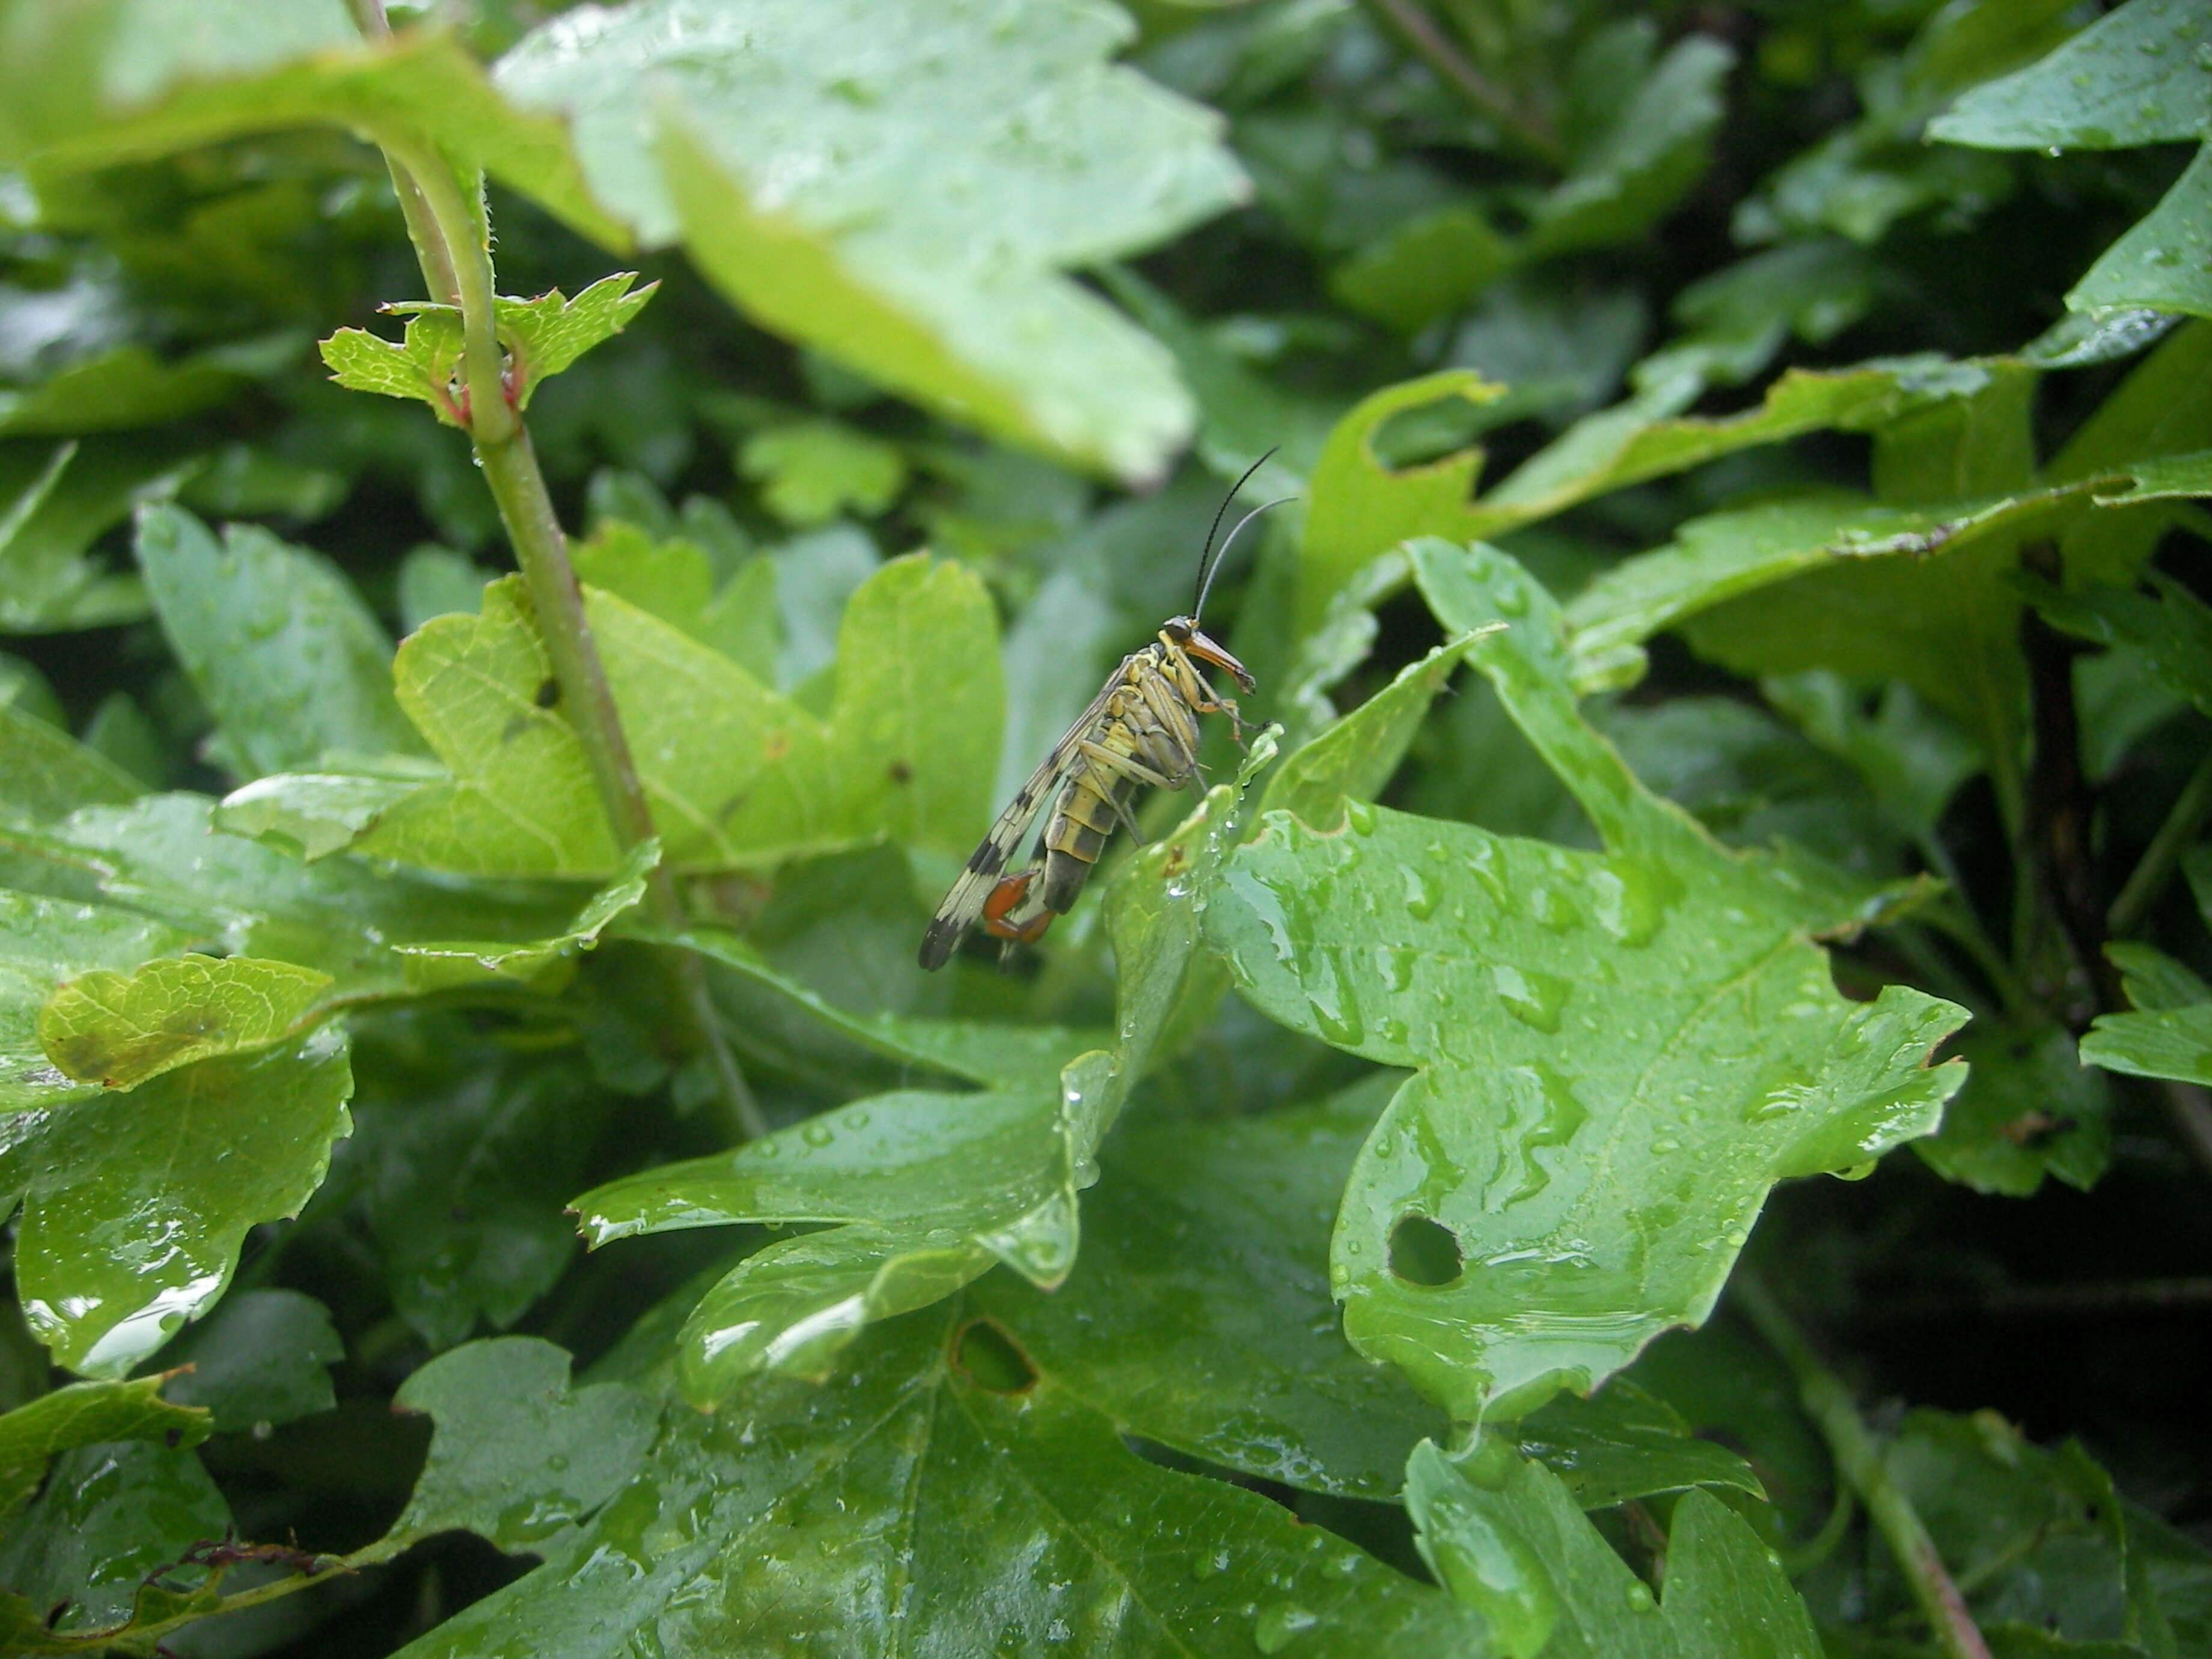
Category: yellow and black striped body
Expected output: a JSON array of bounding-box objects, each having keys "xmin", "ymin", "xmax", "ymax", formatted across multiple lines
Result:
[
  {"xmin": 1036, "ymin": 649, "xmax": 1205, "ymax": 912},
  {"xmin": 918, "ymin": 621, "xmax": 1249, "ymax": 971}
]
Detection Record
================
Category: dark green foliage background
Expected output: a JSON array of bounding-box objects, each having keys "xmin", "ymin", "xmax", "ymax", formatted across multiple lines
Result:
[{"xmin": 3, "ymin": 1, "xmax": 2212, "ymax": 1655}]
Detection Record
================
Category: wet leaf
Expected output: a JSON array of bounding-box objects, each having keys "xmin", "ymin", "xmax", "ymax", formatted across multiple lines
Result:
[
  {"xmin": 388, "ymin": 1308, "xmax": 1482, "ymax": 1659},
  {"xmin": 0, "ymin": 1375, "xmax": 209, "ymax": 1521},
  {"xmin": 0, "ymin": 1438, "xmax": 230, "ymax": 1635},
  {"xmin": 150, "ymin": 1288, "xmax": 340, "ymax": 1434},
  {"xmin": 1207, "ymin": 542, "xmax": 1967, "ymax": 1420},
  {"xmin": 496, "ymin": 0, "xmax": 1248, "ymax": 482},
  {"xmin": 135, "ymin": 506, "xmax": 423, "ymax": 779},
  {"xmin": 383, "ymin": 1337, "xmax": 656, "ymax": 1554},
  {"xmin": 1931, "ymin": 0, "xmax": 2212, "ymax": 153},
  {"xmin": 0, "ymin": 1029, "xmax": 352, "ymax": 1376},
  {"xmin": 2022, "ymin": 568, "xmax": 2212, "ymax": 716},
  {"xmin": 355, "ymin": 554, "xmax": 999, "ymax": 875},
  {"xmin": 0, "ymin": 889, "xmax": 187, "ymax": 1111},
  {"xmin": 1914, "ymin": 1024, "xmax": 2113, "ymax": 1196},
  {"xmin": 2071, "ymin": 141, "xmax": 2212, "ymax": 320},
  {"xmin": 1406, "ymin": 1440, "xmax": 1821, "ymax": 1659},
  {"xmin": 38, "ymin": 952, "xmax": 331, "ymax": 1089}
]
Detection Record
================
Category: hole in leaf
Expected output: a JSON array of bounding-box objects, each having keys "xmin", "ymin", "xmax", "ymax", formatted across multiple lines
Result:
[
  {"xmin": 1388, "ymin": 1215, "xmax": 1463, "ymax": 1286},
  {"xmin": 953, "ymin": 1318, "xmax": 1037, "ymax": 1393}
]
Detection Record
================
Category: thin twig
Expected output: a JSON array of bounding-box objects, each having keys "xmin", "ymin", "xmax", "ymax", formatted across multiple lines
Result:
[
  {"xmin": 2108, "ymin": 747, "xmax": 2212, "ymax": 937},
  {"xmin": 1358, "ymin": 0, "xmax": 1566, "ymax": 167},
  {"xmin": 1735, "ymin": 1273, "xmax": 1994, "ymax": 1659}
]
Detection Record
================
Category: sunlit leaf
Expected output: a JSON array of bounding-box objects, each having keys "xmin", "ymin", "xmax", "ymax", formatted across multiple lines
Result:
[
  {"xmin": 38, "ymin": 952, "xmax": 331, "ymax": 1089},
  {"xmin": 496, "ymin": 0, "xmax": 1248, "ymax": 481}
]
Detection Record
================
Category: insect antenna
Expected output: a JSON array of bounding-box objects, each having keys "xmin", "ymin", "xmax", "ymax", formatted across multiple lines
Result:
[
  {"xmin": 1194, "ymin": 495, "xmax": 1297, "ymax": 625},
  {"xmin": 1191, "ymin": 447, "xmax": 1279, "ymax": 619}
]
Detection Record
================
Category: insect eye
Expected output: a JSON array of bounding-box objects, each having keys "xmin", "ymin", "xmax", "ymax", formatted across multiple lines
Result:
[{"xmin": 1163, "ymin": 618, "xmax": 1191, "ymax": 642}]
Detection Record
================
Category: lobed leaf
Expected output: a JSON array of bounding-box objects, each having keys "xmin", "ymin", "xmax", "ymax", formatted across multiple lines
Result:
[
  {"xmin": 1207, "ymin": 542, "xmax": 1968, "ymax": 1420},
  {"xmin": 0, "ymin": 1375, "xmax": 209, "ymax": 1521},
  {"xmin": 496, "ymin": 0, "xmax": 1250, "ymax": 483},
  {"xmin": 389, "ymin": 1308, "xmax": 1483, "ymax": 1659}
]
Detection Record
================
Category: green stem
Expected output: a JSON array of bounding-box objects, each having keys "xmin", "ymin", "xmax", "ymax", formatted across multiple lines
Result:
[
  {"xmin": 1735, "ymin": 1273, "xmax": 1993, "ymax": 1659},
  {"xmin": 347, "ymin": 32, "xmax": 760, "ymax": 1138},
  {"xmin": 2109, "ymin": 747, "xmax": 2212, "ymax": 937}
]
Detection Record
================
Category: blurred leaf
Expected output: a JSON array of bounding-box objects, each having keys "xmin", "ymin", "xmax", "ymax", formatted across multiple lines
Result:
[
  {"xmin": 0, "ymin": 341, "xmax": 259, "ymax": 436},
  {"xmin": 0, "ymin": 1028, "xmax": 352, "ymax": 1376},
  {"xmin": 0, "ymin": 439, "xmax": 179, "ymax": 634},
  {"xmin": 1637, "ymin": 240, "xmax": 1878, "ymax": 394},
  {"xmin": 212, "ymin": 766, "xmax": 438, "ymax": 863},
  {"xmin": 1527, "ymin": 31, "xmax": 1734, "ymax": 260},
  {"xmin": 497, "ymin": 0, "xmax": 1249, "ymax": 482},
  {"xmin": 738, "ymin": 419, "xmax": 908, "ymax": 528},
  {"xmin": 0, "ymin": 1439, "xmax": 229, "ymax": 1635},
  {"xmin": 1916, "ymin": 1024, "xmax": 2113, "ymax": 1196},
  {"xmin": 387, "ymin": 1308, "xmax": 1483, "ymax": 1659},
  {"xmin": 396, "ymin": 543, "xmax": 490, "ymax": 631},
  {"xmin": 2082, "ymin": 995, "xmax": 2212, "ymax": 1086},
  {"xmin": 150, "ymin": 1288, "xmax": 340, "ymax": 1434},
  {"xmin": 383, "ymin": 1337, "xmax": 656, "ymax": 1554},
  {"xmin": 346, "ymin": 1028, "xmax": 614, "ymax": 1352},
  {"xmin": 1208, "ymin": 542, "xmax": 1967, "ymax": 1420},
  {"xmin": 357, "ymin": 554, "xmax": 999, "ymax": 874},
  {"xmin": 388, "ymin": 837, "xmax": 655, "ymax": 994},
  {"xmin": 0, "ymin": 10, "xmax": 625, "ymax": 248},
  {"xmin": 2023, "ymin": 569, "xmax": 2212, "ymax": 716},
  {"xmin": 135, "ymin": 505, "xmax": 424, "ymax": 779},
  {"xmin": 0, "ymin": 890, "xmax": 186, "ymax": 1111},
  {"xmin": 0, "ymin": 1376, "xmax": 209, "ymax": 1521},
  {"xmin": 1330, "ymin": 205, "xmax": 1515, "ymax": 334},
  {"xmin": 38, "ymin": 952, "xmax": 330, "ymax": 1089},
  {"xmin": 1405, "ymin": 1441, "xmax": 1821, "ymax": 1659},
  {"xmin": 1762, "ymin": 672, "xmax": 1983, "ymax": 843},
  {"xmin": 1931, "ymin": 0, "xmax": 2212, "ymax": 152},
  {"xmin": 1299, "ymin": 369, "xmax": 1500, "ymax": 635},
  {"xmin": 0, "ymin": 701, "xmax": 144, "ymax": 825}
]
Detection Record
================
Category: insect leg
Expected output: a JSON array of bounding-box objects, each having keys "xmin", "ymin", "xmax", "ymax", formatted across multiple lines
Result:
[{"xmin": 1132, "ymin": 672, "xmax": 1203, "ymax": 783}]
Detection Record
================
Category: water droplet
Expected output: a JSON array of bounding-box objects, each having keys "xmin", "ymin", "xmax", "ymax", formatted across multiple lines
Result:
[
  {"xmin": 1376, "ymin": 946, "xmax": 1417, "ymax": 993},
  {"xmin": 1625, "ymin": 1581, "xmax": 1656, "ymax": 1612},
  {"xmin": 1253, "ymin": 1602, "xmax": 1319, "ymax": 1652},
  {"xmin": 1402, "ymin": 867, "xmax": 1441, "ymax": 921},
  {"xmin": 1342, "ymin": 798, "xmax": 1377, "ymax": 835},
  {"xmin": 1322, "ymin": 1553, "xmax": 1360, "ymax": 1580},
  {"xmin": 548, "ymin": 1453, "xmax": 569, "ymax": 1472},
  {"xmin": 2068, "ymin": 71, "xmax": 2094, "ymax": 88},
  {"xmin": 847, "ymin": 1110, "xmax": 870, "ymax": 1130},
  {"xmin": 801, "ymin": 1121, "xmax": 834, "ymax": 1147},
  {"xmin": 1492, "ymin": 581, "xmax": 1530, "ymax": 618},
  {"xmin": 1422, "ymin": 1504, "xmax": 1559, "ymax": 1653},
  {"xmin": 1492, "ymin": 965, "xmax": 1569, "ymax": 1033},
  {"xmin": 1191, "ymin": 1548, "xmax": 1229, "ymax": 1580},
  {"xmin": 753, "ymin": 1138, "xmax": 780, "ymax": 1158},
  {"xmin": 1525, "ymin": 884, "xmax": 1578, "ymax": 932},
  {"xmin": 1464, "ymin": 840, "xmax": 1511, "ymax": 909}
]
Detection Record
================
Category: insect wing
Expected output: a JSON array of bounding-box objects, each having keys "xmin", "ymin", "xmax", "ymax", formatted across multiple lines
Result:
[{"xmin": 917, "ymin": 674, "xmax": 1121, "ymax": 970}]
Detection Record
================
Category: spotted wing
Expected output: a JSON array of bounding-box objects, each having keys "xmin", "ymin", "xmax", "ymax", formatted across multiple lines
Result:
[{"xmin": 917, "ymin": 673, "xmax": 1122, "ymax": 971}]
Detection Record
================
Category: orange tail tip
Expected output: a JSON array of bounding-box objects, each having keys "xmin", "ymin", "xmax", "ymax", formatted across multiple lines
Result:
[{"xmin": 982, "ymin": 870, "xmax": 1054, "ymax": 944}]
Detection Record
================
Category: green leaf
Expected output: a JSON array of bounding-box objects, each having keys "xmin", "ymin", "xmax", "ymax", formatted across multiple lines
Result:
[
  {"xmin": 739, "ymin": 418, "xmax": 908, "ymax": 527},
  {"xmin": 573, "ymin": 1083, "xmax": 1076, "ymax": 1399},
  {"xmin": 2023, "ymin": 569, "xmax": 2212, "ymax": 716},
  {"xmin": 0, "ymin": 702, "xmax": 144, "ymax": 827},
  {"xmin": 490, "ymin": 273, "xmax": 656, "ymax": 402},
  {"xmin": 0, "ymin": 1029, "xmax": 352, "ymax": 1376},
  {"xmin": 135, "ymin": 506, "xmax": 424, "ymax": 778},
  {"xmin": 1262, "ymin": 634, "xmax": 1482, "ymax": 834},
  {"xmin": 150, "ymin": 1288, "xmax": 340, "ymax": 1434},
  {"xmin": 1329, "ymin": 206, "xmax": 1517, "ymax": 334},
  {"xmin": 357, "ymin": 555, "xmax": 1000, "ymax": 875},
  {"xmin": 1207, "ymin": 542, "xmax": 1969, "ymax": 1420},
  {"xmin": 388, "ymin": 1309, "xmax": 1483, "ymax": 1659},
  {"xmin": 2071, "ymin": 141, "xmax": 2212, "ymax": 320},
  {"xmin": 390, "ymin": 838, "xmax": 656, "ymax": 993},
  {"xmin": 0, "ymin": 13, "xmax": 626, "ymax": 249},
  {"xmin": 383, "ymin": 1337, "xmax": 656, "ymax": 1554},
  {"xmin": 1405, "ymin": 1440, "xmax": 1821, "ymax": 1659},
  {"xmin": 0, "ymin": 890, "xmax": 188, "ymax": 1111},
  {"xmin": 0, "ymin": 1376, "xmax": 209, "ymax": 1521},
  {"xmin": 348, "ymin": 1024, "xmax": 615, "ymax": 1351},
  {"xmin": 212, "ymin": 766, "xmax": 437, "ymax": 862},
  {"xmin": 1930, "ymin": 0, "xmax": 2212, "ymax": 152},
  {"xmin": 1915, "ymin": 1023, "xmax": 2113, "ymax": 1196},
  {"xmin": 1527, "ymin": 33, "xmax": 1734, "ymax": 259},
  {"xmin": 497, "ymin": 0, "xmax": 1249, "ymax": 482},
  {"xmin": 38, "ymin": 952, "xmax": 331, "ymax": 1089},
  {"xmin": 0, "ymin": 441, "xmax": 177, "ymax": 634},
  {"xmin": 2109, "ymin": 939, "xmax": 2212, "ymax": 1012},
  {"xmin": 353, "ymin": 274, "xmax": 661, "ymax": 419},
  {"xmin": 0, "ymin": 1439, "xmax": 230, "ymax": 1635},
  {"xmin": 1298, "ymin": 370, "xmax": 1502, "ymax": 636},
  {"xmin": 0, "ymin": 342, "xmax": 260, "ymax": 438},
  {"xmin": 2082, "ymin": 1002, "xmax": 2212, "ymax": 1086}
]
